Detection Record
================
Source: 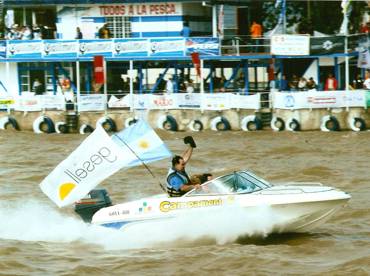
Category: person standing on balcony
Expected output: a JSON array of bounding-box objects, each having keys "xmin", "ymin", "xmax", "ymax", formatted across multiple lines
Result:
[
  {"xmin": 98, "ymin": 23, "xmax": 111, "ymax": 39},
  {"xmin": 250, "ymin": 21, "xmax": 263, "ymax": 53},
  {"xmin": 180, "ymin": 22, "xmax": 191, "ymax": 37},
  {"xmin": 324, "ymin": 73, "xmax": 338, "ymax": 91},
  {"xmin": 75, "ymin": 27, "xmax": 83, "ymax": 39}
]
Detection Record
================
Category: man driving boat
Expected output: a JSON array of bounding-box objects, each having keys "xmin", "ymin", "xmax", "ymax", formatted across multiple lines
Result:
[{"xmin": 166, "ymin": 136, "xmax": 211, "ymax": 197}]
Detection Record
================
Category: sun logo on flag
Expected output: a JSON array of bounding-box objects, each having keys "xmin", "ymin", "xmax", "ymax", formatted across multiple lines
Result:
[
  {"xmin": 138, "ymin": 139, "xmax": 149, "ymax": 149},
  {"xmin": 59, "ymin": 182, "xmax": 76, "ymax": 200}
]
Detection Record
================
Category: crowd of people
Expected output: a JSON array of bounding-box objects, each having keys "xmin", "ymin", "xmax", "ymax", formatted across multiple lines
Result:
[{"xmin": 4, "ymin": 24, "xmax": 52, "ymax": 40}]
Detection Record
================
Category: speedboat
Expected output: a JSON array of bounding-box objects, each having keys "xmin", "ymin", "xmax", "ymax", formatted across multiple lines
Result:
[{"xmin": 74, "ymin": 170, "xmax": 351, "ymax": 234}]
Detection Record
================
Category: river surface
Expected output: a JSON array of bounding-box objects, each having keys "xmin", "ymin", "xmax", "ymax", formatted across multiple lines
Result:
[{"xmin": 0, "ymin": 129, "xmax": 369, "ymax": 275}]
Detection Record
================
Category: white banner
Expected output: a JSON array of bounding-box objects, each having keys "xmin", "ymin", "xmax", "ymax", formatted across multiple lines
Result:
[
  {"xmin": 78, "ymin": 94, "xmax": 106, "ymax": 112},
  {"xmin": 0, "ymin": 97, "xmax": 15, "ymax": 110},
  {"xmin": 14, "ymin": 94, "xmax": 42, "ymax": 111},
  {"xmin": 39, "ymin": 95, "xmax": 66, "ymax": 110},
  {"xmin": 202, "ymin": 93, "xmax": 230, "ymax": 110},
  {"xmin": 229, "ymin": 94, "xmax": 261, "ymax": 109},
  {"xmin": 108, "ymin": 93, "xmax": 260, "ymax": 110},
  {"xmin": 271, "ymin": 35, "xmax": 310, "ymax": 55},
  {"xmin": 40, "ymin": 125, "xmax": 137, "ymax": 207},
  {"xmin": 272, "ymin": 90, "xmax": 366, "ymax": 109}
]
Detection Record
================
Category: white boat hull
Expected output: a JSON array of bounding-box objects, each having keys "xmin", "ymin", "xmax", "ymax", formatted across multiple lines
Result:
[{"xmin": 91, "ymin": 184, "xmax": 350, "ymax": 235}]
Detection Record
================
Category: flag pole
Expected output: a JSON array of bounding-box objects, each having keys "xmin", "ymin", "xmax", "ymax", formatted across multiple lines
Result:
[{"xmin": 112, "ymin": 132, "xmax": 166, "ymax": 192}]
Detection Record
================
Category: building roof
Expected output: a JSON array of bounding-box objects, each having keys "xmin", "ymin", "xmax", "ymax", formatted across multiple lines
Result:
[{"xmin": 5, "ymin": 0, "xmax": 202, "ymax": 5}]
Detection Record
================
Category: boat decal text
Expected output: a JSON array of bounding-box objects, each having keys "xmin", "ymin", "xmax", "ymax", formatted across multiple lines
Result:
[{"xmin": 159, "ymin": 199, "xmax": 223, "ymax": 212}]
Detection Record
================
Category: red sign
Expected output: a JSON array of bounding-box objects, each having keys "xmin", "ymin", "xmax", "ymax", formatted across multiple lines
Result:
[
  {"xmin": 191, "ymin": 52, "xmax": 201, "ymax": 77},
  {"xmin": 99, "ymin": 4, "xmax": 176, "ymax": 16},
  {"xmin": 93, "ymin": 56, "xmax": 105, "ymax": 84}
]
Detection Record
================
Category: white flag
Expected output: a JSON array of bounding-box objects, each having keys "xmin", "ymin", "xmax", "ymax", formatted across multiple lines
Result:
[
  {"xmin": 40, "ymin": 125, "xmax": 137, "ymax": 207},
  {"xmin": 112, "ymin": 119, "xmax": 172, "ymax": 167},
  {"xmin": 357, "ymin": 48, "xmax": 370, "ymax": 69}
]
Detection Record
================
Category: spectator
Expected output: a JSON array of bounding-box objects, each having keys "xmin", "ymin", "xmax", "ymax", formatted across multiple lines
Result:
[
  {"xmin": 324, "ymin": 73, "xmax": 338, "ymax": 91},
  {"xmin": 98, "ymin": 23, "xmax": 111, "ymax": 39},
  {"xmin": 352, "ymin": 74, "xmax": 364, "ymax": 89},
  {"xmin": 33, "ymin": 24, "xmax": 42, "ymax": 39},
  {"xmin": 154, "ymin": 74, "xmax": 166, "ymax": 92},
  {"xmin": 185, "ymin": 79, "xmax": 195, "ymax": 93},
  {"xmin": 166, "ymin": 77, "xmax": 174, "ymax": 94},
  {"xmin": 363, "ymin": 71, "xmax": 370, "ymax": 89},
  {"xmin": 306, "ymin": 77, "xmax": 317, "ymax": 91},
  {"xmin": 75, "ymin": 27, "xmax": 83, "ymax": 39},
  {"xmin": 180, "ymin": 22, "xmax": 191, "ymax": 37},
  {"xmin": 279, "ymin": 74, "xmax": 288, "ymax": 91},
  {"xmin": 250, "ymin": 21, "xmax": 263, "ymax": 52},
  {"xmin": 32, "ymin": 78, "xmax": 44, "ymax": 95},
  {"xmin": 298, "ymin": 77, "xmax": 307, "ymax": 91},
  {"xmin": 235, "ymin": 73, "xmax": 246, "ymax": 92},
  {"xmin": 21, "ymin": 26, "xmax": 33, "ymax": 40},
  {"xmin": 289, "ymin": 74, "xmax": 299, "ymax": 91}
]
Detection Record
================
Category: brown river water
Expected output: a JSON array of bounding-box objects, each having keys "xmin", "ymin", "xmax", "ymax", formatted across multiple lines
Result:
[{"xmin": 0, "ymin": 129, "xmax": 369, "ymax": 275}]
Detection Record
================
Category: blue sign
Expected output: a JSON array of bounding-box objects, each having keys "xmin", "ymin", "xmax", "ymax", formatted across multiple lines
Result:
[
  {"xmin": 1, "ymin": 38, "xmax": 220, "ymax": 61},
  {"xmin": 186, "ymin": 37, "xmax": 220, "ymax": 56},
  {"xmin": 149, "ymin": 38, "xmax": 184, "ymax": 57},
  {"xmin": 78, "ymin": 39, "xmax": 112, "ymax": 58},
  {"xmin": 0, "ymin": 41, "xmax": 6, "ymax": 59},
  {"xmin": 7, "ymin": 40, "xmax": 43, "ymax": 59},
  {"xmin": 113, "ymin": 39, "xmax": 148, "ymax": 57},
  {"xmin": 43, "ymin": 40, "xmax": 78, "ymax": 59}
]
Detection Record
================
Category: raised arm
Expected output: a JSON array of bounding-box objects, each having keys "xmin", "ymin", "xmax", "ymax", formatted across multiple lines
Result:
[
  {"xmin": 181, "ymin": 146, "xmax": 193, "ymax": 164},
  {"xmin": 182, "ymin": 136, "xmax": 197, "ymax": 164}
]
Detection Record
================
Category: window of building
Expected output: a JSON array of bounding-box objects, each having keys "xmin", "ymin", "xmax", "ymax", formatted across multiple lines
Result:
[{"xmin": 106, "ymin": 16, "xmax": 131, "ymax": 38}]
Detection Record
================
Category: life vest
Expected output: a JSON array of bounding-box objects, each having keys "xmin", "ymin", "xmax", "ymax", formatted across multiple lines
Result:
[{"xmin": 166, "ymin": 168, "xmax": 191, "ymax": 197}]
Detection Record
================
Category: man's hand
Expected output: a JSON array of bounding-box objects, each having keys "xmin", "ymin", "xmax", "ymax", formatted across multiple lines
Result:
[{"xmin": 184, "ymin": 136, "xmax": 196, "ymax": 148}]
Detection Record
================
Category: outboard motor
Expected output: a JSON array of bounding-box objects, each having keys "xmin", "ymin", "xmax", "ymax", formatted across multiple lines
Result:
[{"xmin": 74, "ymin": 189, "xmax": 112, "ymax": 223}]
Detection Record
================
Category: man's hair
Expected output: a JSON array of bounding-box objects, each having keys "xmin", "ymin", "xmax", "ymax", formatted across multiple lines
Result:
[{"xmin": 172, "ymin": 155, "xmax": 183, "ymax": 167}]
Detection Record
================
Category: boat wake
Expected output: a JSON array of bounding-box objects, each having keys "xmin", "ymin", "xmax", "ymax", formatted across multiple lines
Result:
[{"xmin": 0, "ymin": 199, "xmax": 285, "ymax": 250}]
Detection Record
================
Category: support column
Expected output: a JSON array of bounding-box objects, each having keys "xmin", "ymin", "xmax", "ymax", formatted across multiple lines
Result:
[
  {"xmin": 103, "ymin": 59, "xmax": 107, "ymax": 115},
  {"xmin": 212, "ymin": 5, "xmax": 217, "ymax": 37},
  {"xmin": 129, "ymin": 60, "xmax": 134, "ymax": 112},
  {"xmin": 76, "ymin": 61, "xmax": 80, "ymax": 113},
  {"xmin": 244, "ymin": 61, "xmax": 249, "ymax": 95}
]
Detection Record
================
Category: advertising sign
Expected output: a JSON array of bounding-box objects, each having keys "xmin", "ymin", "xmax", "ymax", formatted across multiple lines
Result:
[
  {"xmin": 43, "ymin": 40, "xmax": 78, "ymax": 59},
  {"xmin": 202, "ymin": 93, "xmax": 230, "ymax": 110},
  {"xmin": 185, "ymin": 37, "xmax": 220, "ymax": 56},
  {"xmin": 78, "ymin": 40, "xmax": 112, "ymax": 58},
  {"xmin": 39, "ymin": 95, "xmax": 66, "ymax": 110},
  {"xmin": 310, "ymin": 36, "xmax": 345, "ymax": 55},
  {"xmin": 113, "ymin": 39, "xmax": 148, "ymax": 57},
  {"xmin": 0, "ymin": 97, "xmax": 15, "ymax": 110},
  {"xmin": 271, "ymin": 35, "xmax": 310, "ymax": 56},
  {"xmin": 149, "ymin": 38, "xmax": 184, "ymax": 57},
  {"xmin": 0, "ymin": 41, "xmax": 6, "ymax": 59},
  {"xmin": 272, "ymin": 91, "xmax": 366, "ymax": 109},
  {"xmin": 78, "ymin": 94, "xmax": 106, "ymax": 111},
  {"xmin": 14, "ymin": 95, "xmax": 42, "ymax": 111},
  {"xmin": 7, "ymin": 40, "xmax": 43, "ymax": 59}
]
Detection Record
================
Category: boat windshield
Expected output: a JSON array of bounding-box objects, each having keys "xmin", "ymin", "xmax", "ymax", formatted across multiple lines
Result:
[{"xmin": 186, "ymin": 170, "xmax": 272, "ymax": 196}]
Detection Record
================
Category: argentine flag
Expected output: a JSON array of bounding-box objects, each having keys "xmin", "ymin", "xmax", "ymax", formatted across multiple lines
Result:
[{"xmin": 112, "ymin": 119, "xmax": 172, "ymax": 167}]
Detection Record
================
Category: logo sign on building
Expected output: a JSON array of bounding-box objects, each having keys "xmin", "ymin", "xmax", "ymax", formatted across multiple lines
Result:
[
  {"xmin": 149, "ymin": 38, "xmax": 184, "ymax": 57},
  {"xmin": 272, "ymin": 91, "xmax": 366, "ymax": 109},
  {"xmin": 186, "ymin": 37, "xmax": 220, "ymax": 56},
  {"xmin": 310, "ymin": 36, "xmax": 344, "ymax": 55},
  {"xmin": 0, "ymin": 41, "xmax": 6, "ymax": 59},
  {"xmin": 43, "ymin": 40, "xmax": 78, "ymax": 59},
  {"xmin": 271, "ymin": 35, "xmax": 310, "ymax": 56},
  {"xmin": 78, "ymin": 95, "xmax": 106, "ymax": 111},
  {"xmin": 78, "ymin": 40, "xmax": 112, "ymax": 58},
  {"xmin": 98, "ymin": 3, "xmax": 180, "ymax": 16},
  {"xmin": 113, "ymin": 39, "xmax": 148, "ymax": 57},
  {"xmin": 93, "ymin": 56, "xmax": 105, "ymax": 84},
  {"xmin": 7, "ymin": 40, "xmax": 43, "ymax": 59}
]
